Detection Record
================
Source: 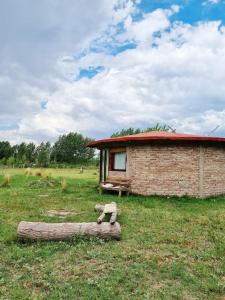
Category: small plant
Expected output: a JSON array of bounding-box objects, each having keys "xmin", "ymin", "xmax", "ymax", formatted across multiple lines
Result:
[
  {"xmin": 1, "ymin": 175, "xmax": 10, "ymax": 187},
  {"xmin": 61, "ymin": 179, "xmax": 68, "ymax": 193}
]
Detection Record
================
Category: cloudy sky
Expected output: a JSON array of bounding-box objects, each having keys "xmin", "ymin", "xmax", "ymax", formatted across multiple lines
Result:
[{"xmin": 1, "ymin": 0, "xmax": 225, "ymax": 143}]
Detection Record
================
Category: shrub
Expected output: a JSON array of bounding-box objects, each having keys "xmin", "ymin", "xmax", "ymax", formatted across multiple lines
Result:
[
  {"xmin": 35, "ymin": 170, "xmax": 42, "ymax": 176},
  {"xmin": 61, "ymin": 179, "xmax": 68, "ymax": 193},
  {"xmin": 1, "ymin": 175, "xmax": 10, "ymax": 187}
]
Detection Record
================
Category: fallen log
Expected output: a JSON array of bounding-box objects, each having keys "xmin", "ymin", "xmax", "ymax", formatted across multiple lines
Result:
[{"xmin": 17, "ymin": 221, "xmax": 121, "ymax": 241}]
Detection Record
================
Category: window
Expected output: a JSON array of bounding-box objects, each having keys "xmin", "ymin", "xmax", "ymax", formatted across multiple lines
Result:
[
  {"xmin": 109, "ymin": 151, "xmax": 127, "ymax": 171},
  {"xmin": 114, "ymin": 152, "xmax": 126, "ymax": 170}
]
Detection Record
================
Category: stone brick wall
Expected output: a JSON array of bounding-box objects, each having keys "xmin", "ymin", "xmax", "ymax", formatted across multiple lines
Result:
[
  {"xmin": 202, "ymin": 147, "xmax": 225, "ymax": 197},
  {"xmin": 127, "ymin": 145, "xmax": 201, "ymax": 197},
  {"xmin": 104, "ymin": 144, "xmax": 225, "ymax": 197}
]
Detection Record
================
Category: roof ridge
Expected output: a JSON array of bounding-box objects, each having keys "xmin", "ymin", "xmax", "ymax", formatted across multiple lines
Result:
[{"xmin": 115, "ymin": 130, "xmax": 204, "ymax": 138}]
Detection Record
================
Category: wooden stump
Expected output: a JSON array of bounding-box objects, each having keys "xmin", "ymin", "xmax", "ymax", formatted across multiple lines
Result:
[
  {"xmin": 95, "ymin": 202, "xmax": 119, "ymax": 225},
  {"xmin": 17, "ymin": 221, "xmax": 121, "ymax": 241}
]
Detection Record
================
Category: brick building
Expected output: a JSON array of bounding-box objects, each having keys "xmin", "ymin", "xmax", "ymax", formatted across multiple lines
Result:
[{"xmin": 87, "ymin": 131, "xmax": 225, "ymax": 198}]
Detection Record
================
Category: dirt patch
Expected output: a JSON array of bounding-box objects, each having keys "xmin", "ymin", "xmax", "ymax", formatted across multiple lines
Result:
[
  {"xmin": 151, "ymin": 282, "xmax": 165, "ymax": 291},
  {"xmin": 46, "ymin": 209, "xmax": 81, "ymax": 218}
]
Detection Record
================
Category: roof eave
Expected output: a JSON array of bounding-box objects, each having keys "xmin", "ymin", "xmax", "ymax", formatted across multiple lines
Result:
[{"xmin": 87, "ymin": 136, "xmax": 225, "ymax": 149}]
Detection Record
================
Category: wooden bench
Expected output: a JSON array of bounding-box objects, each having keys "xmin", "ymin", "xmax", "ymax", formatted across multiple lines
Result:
[{"xmin": 99, "ymin": 176, "xmax": 131, "ymax": 197}]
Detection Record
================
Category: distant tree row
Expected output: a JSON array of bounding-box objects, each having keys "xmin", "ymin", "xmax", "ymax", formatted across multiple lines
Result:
[
  {"xmin": 0, "ymin": 133, "xmax": 95, "ymax": 167},
  {"xmin": 0, "ymin": 124, "xmax": 175, "ymax": 167},
  {"xmin": 111, "ymin": 123, "xmax": 175, "ymax": 137}
]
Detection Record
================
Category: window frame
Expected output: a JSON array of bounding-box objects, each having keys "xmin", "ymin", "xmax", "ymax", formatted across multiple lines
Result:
[{"xmin": 109, "ymin": 148, "xmax": 127, "ymax": 172}]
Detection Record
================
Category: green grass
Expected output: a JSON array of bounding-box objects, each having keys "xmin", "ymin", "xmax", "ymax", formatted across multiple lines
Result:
[{"xmin": 0, "ymin": 168, "xmax": 225, "ymax": 299}]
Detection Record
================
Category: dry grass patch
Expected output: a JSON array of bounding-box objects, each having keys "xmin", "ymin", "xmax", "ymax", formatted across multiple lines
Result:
[
  {"xmin": 61, "ymin": 179, "xmax": 68, "ymax": 193},
  {"xmin": 1, "ymin": 174, "xmax": 10, "ymax": 187}
]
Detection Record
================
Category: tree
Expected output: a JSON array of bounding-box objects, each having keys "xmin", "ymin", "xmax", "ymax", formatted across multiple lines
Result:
[
  {"xmin": 7, "ymin": 156, "xmax": 15, "ymax": 167},
  {"xmin": 14, "ymin": 143, "xmax": 28, "ymax": 164},
  {"xmin": 11, "ymin": 143, "xmax": 37, "ymax": 165},
  {"xmin": 111, "ymin": 123, "xmax": 175, "ymax": 137},
  {"xmin": 111, "ymin": 128, "xmax": 141, "ymax": 138},
  {"xmin": 52, "ymin": 132, "xmax": 95, "ymax": 164},
  {"xmin": 0, "ymin": 141, "xmax": 12, "ymax": 160},
  {"xmin": 36, "ymin": 142, "xmax": 51, "ymax": 167},
  {"xmin": 145, "ymin": 123, "xmax": 175, "ymax": 132},
  {"xmin": 26, "ymin": 143, "xmax": 36, "ymax": 163}
]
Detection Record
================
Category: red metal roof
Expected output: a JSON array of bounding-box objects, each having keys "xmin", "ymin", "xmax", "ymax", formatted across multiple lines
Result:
[{"xmin": 87, "ymin": 131, "xmax": 225, "ymax": 148}]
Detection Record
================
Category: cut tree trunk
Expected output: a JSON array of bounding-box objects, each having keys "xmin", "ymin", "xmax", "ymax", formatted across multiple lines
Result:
[
  {"xmin": 95, "ymin": 203, "xmax": 121, "ymax": 215},
  {"xmin": 95, "ymin": 202, "xmax": 120, "ymax": 225},
  {"xmin": 110, "ymin": 211, "xmax": 117, "ymax": 225},
  {"xmin": 17, "ymin": 221, "xmax": 121, "ymax": 241},
  {"xmin": 94, "ymin": 204, "xmax": 105, "ymax": 212},
  {"xmin": 97, "ymin": 212, "xmax": 106, "ymax": 224}
]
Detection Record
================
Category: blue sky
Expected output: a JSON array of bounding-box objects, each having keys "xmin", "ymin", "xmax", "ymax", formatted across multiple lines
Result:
[
  {"xmin": 140, "ymin": 0, "xmax": 225, "ymax": 24},
  {"xmin": 0, "ymin": 0, "xmax": 225, "ymax": 143}
]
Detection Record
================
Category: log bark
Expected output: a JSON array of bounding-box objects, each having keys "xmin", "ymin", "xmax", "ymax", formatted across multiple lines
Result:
[{"xmin": 17, "ymin": 221, "xmax": 121, "ymax": 241}]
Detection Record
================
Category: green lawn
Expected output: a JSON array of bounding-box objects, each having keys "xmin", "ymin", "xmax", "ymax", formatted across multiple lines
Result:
[{"xmin": 0, "ymin": 168, "xmax": 225, "ymax": 299}]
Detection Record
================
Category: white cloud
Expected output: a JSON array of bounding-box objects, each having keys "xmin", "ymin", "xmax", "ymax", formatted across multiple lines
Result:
[
  {"xmin": 1, "ymin": 2, "xmax": 225, "ymax": 143},
  {"xmin": 203, "ymin": 0, "xmax": 221, "ymax": 5},
  {"xmin": 207, "ymin": 0, "xmax": 220, "ymax": 4},
  {"xmin": 0, "ymin": 0, "xmax": 117, "ymax": 142},
  {"xmin": 119, "ymin": 8, "xmax": 171, "ymax": 46}
]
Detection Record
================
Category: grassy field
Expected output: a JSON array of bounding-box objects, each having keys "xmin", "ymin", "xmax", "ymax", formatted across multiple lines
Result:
[{"xmin": 0, "ymin": 168, "xmax": 225, "ymax": 299}]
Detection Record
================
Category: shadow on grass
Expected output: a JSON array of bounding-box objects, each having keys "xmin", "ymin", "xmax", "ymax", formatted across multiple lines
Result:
[
  {"xmin": 6, "ymin": 235, "xmax": 113, "ymax": 248},
  {"xmin": 99, "ymin": 190, "xmax": 225, "ymax": 211}
]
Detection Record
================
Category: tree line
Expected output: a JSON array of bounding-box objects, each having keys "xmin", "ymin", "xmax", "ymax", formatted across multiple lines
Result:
[
  {"xmin": 0, "ymin": 132, "xmax": 95, "ymax": 167},
  {"xmin": 0, "ymin": 124, "xmax": 174, "ymax": 167}
]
